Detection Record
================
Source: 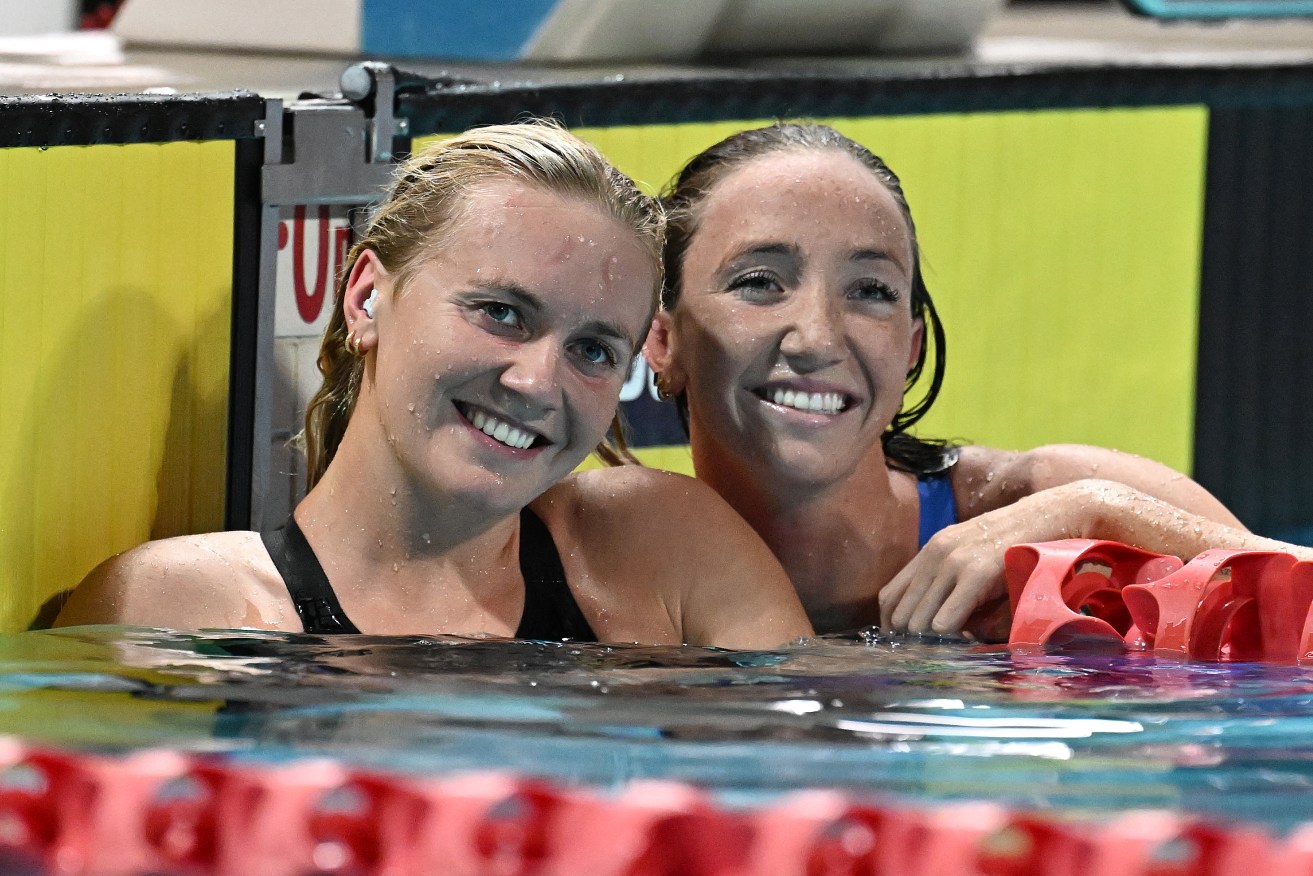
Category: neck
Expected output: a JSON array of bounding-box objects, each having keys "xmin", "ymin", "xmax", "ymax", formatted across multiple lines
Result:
[
  {"xmin": 296, "ymin": 411, "xmax": 523, "ymax": 604},
  {"xmin": 690, "ymin": 426, "xmax": 919, "ymax": 632}
]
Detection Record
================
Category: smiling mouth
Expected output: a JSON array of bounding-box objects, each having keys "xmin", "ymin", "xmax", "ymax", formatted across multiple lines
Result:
[
  {"xmin": 755, "ymin": 387, "xmax": 852, "ymax": 416},
  {"xmin": 454, "ymin": 402, "xmax": 547, "ymax": 451}
]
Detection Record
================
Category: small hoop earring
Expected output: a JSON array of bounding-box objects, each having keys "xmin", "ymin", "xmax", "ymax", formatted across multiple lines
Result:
[
  {"xmin": 345, "ymin": 331, "xmax": 361, "ymax": 356},
  {"xmin": 654, "ymin": 372, "xmax": 674, "ymax": 401}
]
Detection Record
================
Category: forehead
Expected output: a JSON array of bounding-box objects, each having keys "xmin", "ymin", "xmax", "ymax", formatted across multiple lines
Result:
[
  {"xmin": 425, "ymin": 179, "xmax": 657, "ymax": 329},
  {"xmin": 692, "ymin": 149, "xmax": 913, "ymax": 265}
]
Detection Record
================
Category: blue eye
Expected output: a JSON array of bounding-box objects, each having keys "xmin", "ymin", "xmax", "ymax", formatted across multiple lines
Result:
[
  {"xmin": 573, "ymin": 339, "xmax": 618, "ymax": 369},
  {"xmin": 476, "ymin": 301, "xmax": 524, "ymax": 330}
]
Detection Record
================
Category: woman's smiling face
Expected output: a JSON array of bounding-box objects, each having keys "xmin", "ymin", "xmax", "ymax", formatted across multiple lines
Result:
[
  {"xmin": 659, "ymin": 149, "xmax": 922, "ymax": 489},
  {"xmin": 368, "ymin": 178, "xmax": 656, "ymax": 512}
]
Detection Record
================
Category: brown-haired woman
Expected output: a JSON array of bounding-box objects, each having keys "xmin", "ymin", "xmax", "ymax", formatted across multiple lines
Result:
[
  {"xmin": 643, "ymin": 122, "xmax": 1269, "ymax": 640},
  {"xmin": 57, "ymin": 121, "xmax": 811, "ymax": 647}
]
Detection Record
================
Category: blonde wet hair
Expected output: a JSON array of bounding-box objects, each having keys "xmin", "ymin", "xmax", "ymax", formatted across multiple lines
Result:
[{"xmin": 303, "ymin": 119, "xmax": 665, "ymax": 487}]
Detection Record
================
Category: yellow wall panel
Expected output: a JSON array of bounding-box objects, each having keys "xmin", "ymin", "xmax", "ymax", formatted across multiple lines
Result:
[{"xmin": 0, "ymin": 141, "xmax": 234, "ymax": 632}]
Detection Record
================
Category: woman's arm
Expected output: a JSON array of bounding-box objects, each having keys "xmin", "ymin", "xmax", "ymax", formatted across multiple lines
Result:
[
  {"xmin": 55, "ymin": 533, "xmax": 285, "ymax": 630},
  {"xmin": 555, "ymin": 467, "xmax": 814, "ymax": 648},
  {"xmin": 879, "ymin": 444, "xmax": 1293, "ymax": 639},
  {"xmin": 959, "ymin": 443, "xmax": 1245, "ymax": 528}
]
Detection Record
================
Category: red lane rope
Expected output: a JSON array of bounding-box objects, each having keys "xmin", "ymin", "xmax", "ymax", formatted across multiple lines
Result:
[{"xmin": 0, "ymin": 738, "xmax": 1304, "ymax": 875}]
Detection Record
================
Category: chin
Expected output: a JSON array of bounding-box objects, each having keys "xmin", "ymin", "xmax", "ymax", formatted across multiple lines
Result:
[{"xmin": 754, "ymin": 444, "xmax": 859, "ymax": 491}]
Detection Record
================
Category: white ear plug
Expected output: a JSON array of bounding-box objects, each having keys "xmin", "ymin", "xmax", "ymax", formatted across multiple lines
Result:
[{"xmin": 363, "ymin": 288, "xmax": 379, "ymax": 318}]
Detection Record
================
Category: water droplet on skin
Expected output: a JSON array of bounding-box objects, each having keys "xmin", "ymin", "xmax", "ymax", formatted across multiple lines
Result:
[
  {"xmin": 392, "ymin": 563, "xmax": 399, "ymax": 572},
  {"xmin": 407, "ymin": 403, "xmax": 415, "ymax": 413}
]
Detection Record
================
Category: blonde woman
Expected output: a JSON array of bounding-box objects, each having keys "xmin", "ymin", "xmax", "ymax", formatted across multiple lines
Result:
[{"xmin": 58, "ymin": 122, "xmax": 811, "ymax": 647}]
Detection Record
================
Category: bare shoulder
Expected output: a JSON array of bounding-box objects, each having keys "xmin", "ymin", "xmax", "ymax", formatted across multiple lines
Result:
[
  {"xmin": 535, "ymin": 470, "xmax": 740, "ymax": 564},
  {"xmin": 537, "ymin": 466, "xmax": 749, "ymax": 547},
  {"xmin": 533, "ymin": 468, "xmax": 811, "ymax": 647},
  {"xmin": 546, "ymin": 464, "xmax": 723, "ymax": 513},
  {"xmin": 55, "ymin": 532, "xmax": 294, "ymax": 631}
]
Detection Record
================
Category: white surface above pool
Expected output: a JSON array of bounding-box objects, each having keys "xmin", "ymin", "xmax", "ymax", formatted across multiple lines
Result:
[{"xmin": 110, "ymin": 0, "xmax": 1004, "ymax": 61}]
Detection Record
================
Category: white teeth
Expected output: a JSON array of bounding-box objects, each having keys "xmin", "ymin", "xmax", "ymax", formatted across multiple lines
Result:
[
  {"xmin": 466, "ymin": 406, "xmax": 537, "ymax": 450},
  {"xmin": 769, "ymin": 389, "xmax": 844, "ymax": 415}
]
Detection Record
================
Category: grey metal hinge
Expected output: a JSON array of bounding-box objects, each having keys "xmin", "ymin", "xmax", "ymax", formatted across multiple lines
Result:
[{"xmin": 261, "ymin": 63, "xmax": 411, "ymax": 206}]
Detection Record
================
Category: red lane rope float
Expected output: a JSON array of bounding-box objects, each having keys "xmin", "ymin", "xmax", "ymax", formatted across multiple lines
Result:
[
  {"xmin": 1006, "ymin": 540, "xmax": 1313, "ymax": 664},
  {"xmin": 1005, "ymin": 539, "xmax": 1183, "ymax": 651},
  {"xmin": 0, "ymin": 739, "xmax": 1307, "ymax": 875},
  {"xmin": 1121, "ymin": 550, "xmax": 1297, "ymax": 661}
]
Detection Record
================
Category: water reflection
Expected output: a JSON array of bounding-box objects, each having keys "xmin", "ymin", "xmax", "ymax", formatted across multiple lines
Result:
[{"xmin": 5, "ymin": 626, "xmax": 1313, "ymax": 828}]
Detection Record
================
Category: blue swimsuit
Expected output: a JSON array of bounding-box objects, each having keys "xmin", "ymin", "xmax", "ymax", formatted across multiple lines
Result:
[{"xmin": 916, "ymin": 470, "xmax": 959, "ymax": 548}]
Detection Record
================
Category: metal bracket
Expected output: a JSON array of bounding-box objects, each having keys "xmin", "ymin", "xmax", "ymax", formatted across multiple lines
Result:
[
  {"xmin": 261, "ymin": 62, "xmax": 411, "ymax": 206},
  {"xmin": 262, "ymin": 101, "xmax": 396, "ymax": 206}
]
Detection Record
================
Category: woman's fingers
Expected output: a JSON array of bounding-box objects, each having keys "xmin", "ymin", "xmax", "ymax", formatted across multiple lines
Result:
[
  {"xmin": 879, "ymin": 525, "xmax": 1009, "ymax": 636},
  {"xmin": 930, "ymin": 559, "xmax": 1007, "ymax": 636},
  {"xmin": 877, "ymin": 562, "xmax": 917, "ymax": 629}
]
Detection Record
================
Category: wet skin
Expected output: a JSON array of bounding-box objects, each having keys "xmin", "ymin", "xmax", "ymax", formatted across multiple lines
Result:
[
  {"xmin": 352, "ymin": 179, "xmax": 658, "ymax": 526},
  {"xmin": 55, "ymin": 170, "xmax": 816, "ymax": 646},
  {"xmin": 653, "ymin": 149, "xmax": 923, "ymax": 494},
  {"xmin": 648, "ymin": 147, "xmax": 1253, "ymax": 638}
]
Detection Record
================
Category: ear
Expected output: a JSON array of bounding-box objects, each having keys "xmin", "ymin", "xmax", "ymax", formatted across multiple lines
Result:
[
  {"xmin": 907, "ymin": 316, "xmax": 925, "ymax": 375},
  {"xmin": 642, "ymin": 311, "xmax": 687, "ymax": 395},
  {"xmin": 343, "ymin": 250, "xmax": 389, "ymax": 354}
]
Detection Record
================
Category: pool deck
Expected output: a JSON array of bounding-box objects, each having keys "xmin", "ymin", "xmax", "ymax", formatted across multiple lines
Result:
[{"xmin": 4, "ymin": 1, "xmax": 1313, "ymax": 98}]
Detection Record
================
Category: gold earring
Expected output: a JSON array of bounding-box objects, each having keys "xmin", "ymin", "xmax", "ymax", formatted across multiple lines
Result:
[
  {"xmin": 654, "ymin": 372, "xmax": 674, "ymax": 401},
  {"xmin": 345, "ymin": 331, "xmax": 361, "ymax": 356}
]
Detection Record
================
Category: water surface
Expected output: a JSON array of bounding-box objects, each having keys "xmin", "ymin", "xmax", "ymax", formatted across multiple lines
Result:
[{"xmin": 8, "ymin": 627, "xmax": 1313, "ymax": 829}]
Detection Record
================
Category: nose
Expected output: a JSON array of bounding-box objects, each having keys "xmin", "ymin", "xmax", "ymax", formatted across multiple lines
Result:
[
  {"xmin": 497, "ymin": 338, "xmax": 563, "ymax": 414},
  {"xmin": 778, "ymin": 288, "xmax": 843, "ymax": 372}
]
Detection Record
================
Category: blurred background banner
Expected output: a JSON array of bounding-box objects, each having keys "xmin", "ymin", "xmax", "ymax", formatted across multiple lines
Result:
[{"xmin": 109, "ymin": 0, "xmax": 1003, "ymax": 60}]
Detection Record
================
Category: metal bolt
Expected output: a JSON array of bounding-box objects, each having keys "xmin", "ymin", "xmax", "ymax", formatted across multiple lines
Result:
[
  {"xmin": 396, "ymin": 118, "xmax": 411, "ymax": 135},
  {"xmin": 253, "ymin": 119, "xmax": 267, "ymax": 136}
]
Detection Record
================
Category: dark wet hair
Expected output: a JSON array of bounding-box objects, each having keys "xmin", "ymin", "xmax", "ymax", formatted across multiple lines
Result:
[{"xmin": 660, "ymin": 122, "xmax": 954, "ymax": 475}]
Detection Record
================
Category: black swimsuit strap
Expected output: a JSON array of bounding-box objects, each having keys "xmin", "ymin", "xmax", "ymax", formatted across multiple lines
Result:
[
  {"xmin": 516, "ymin": 508, "xmax": 597, "ymax": 642},
  {"xmin": 261, "ymin": 509, "xmax": 595, "ymax": 641},
  {"xmin": 261, "ymin": 518, "xmax": 361, "ymax": 634}
]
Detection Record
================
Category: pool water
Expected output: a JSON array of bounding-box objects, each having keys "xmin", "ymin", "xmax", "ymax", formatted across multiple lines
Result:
[{"xmin": 7, "ymin": 626, "xmax": 1313, "ymax": 830}]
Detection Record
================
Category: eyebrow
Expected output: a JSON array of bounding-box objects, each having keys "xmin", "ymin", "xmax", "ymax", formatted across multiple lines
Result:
[
  {"xmin": 727, "ymin": 242, "xmax": 799, "ymax": 263},
  {"xmin": 471, "ymin": 278, "xmax": 636, "ymax": 350},
  {"xmin": 579, "ymin": 319, "xmax": 637, "ymax": 352},
  {"xmin": 472, "ymin": 278, "xmax": 543, "ymax": 313},
  {"xmin": 728, "ymin": 243, "xmax": 905, "ymax": 268},
  {"xmin": 850, "ymin": 248, "xmax": 897, "ymax": 263}
]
